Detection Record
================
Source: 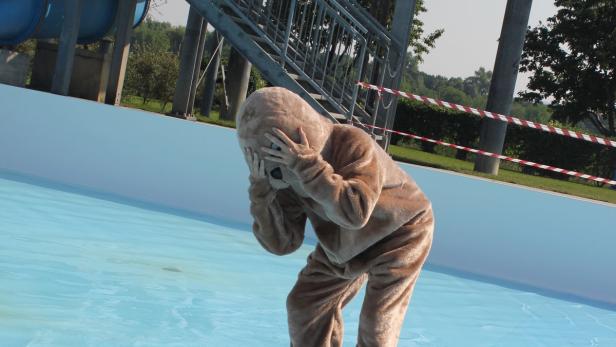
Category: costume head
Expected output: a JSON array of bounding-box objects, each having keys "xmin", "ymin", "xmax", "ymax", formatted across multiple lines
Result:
[{"xmin": 236, "ymin": 87, "xmax": 333, "ymax": 190}]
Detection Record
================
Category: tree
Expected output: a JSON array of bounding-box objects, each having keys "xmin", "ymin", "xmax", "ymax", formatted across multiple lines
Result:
[
  {"xmin": 361, "ymin": 0, "xmax": 444, "ymax": 63},
  {"xmin": 131, "ymin": 19, "xmax": 173, "ymax": 52},
  {"xmin": 125, "ymin": 46, "xmax": 179, "ymax": 109},
  {"xmin": 408, "ymin": 0, "xmax": 444, "ymax": 63},
  {"xmin": 153, "ymin": 52, "xmax": 180, "ymax": 111},
  {"xmin": 125, "ymin": 48, "xmax": 159, "ymax": 104},
  {"xmin": 520, "ymin": 0, "xmax": 616, "ymax": 137},
  {"xmin": 463, "ymin": 68, "xmax": 492, "ymax": 98},
  {"xmin": 440, "ymin": 86, "xmax": 468, "ymax": 105},
  {"xmin": 166, "ymin": 27, "xmax": 185, "ymax": 54}
]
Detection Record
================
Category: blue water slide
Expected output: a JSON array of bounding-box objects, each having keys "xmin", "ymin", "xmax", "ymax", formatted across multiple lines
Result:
[{"xmin": 0, "ymin": 0, "xmax": 150, "ymax": 46}]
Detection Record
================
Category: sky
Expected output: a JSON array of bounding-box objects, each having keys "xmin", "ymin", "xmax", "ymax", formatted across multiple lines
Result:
[
  {"xmin": 418, "ymin": 0, "xmax": 557, "ymax": 94},
  {"xmin": 149, "ymin": 0, "xmax": 558, "ymax": 94}
]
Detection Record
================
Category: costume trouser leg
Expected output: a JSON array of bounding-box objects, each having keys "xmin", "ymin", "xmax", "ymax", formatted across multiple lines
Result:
[
  {"xmin": 287, "ymin": 214, "xmax": 433, "ymax": 347},
  {"xmin": 356, "ymin": 219, "xmax": 433, "ymax": 347},
  {"xmin": 287, "ymin": 249, "xmax": 368, "ymax": 347}
]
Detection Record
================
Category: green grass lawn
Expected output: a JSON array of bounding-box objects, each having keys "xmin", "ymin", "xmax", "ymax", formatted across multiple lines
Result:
[
  {"xmin": 119, "ymin": 95, "xmax": 616, "ymax": 205},
  {"xmin": 120, "ymin": 95, "xmax": 236, "ymax": 128},
  {"xmin": 390, "ymin": 145, "xmax": 616, "ymax": 204},
  {"xmin": 194, "ymin": 114, "xmax": 236, "ymax": 128},
  {"xmin": 121, "ymin": 95, "xmax": 173, "ymax": 114}
]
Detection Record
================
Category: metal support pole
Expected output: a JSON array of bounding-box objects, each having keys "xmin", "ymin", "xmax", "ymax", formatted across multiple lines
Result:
[
  {"xmin": 200, "ymin": 33, "xmax": 223, "ymax": 118},
  {"xmin": 105, "ymin": 0, "xmax": 137, "ymax": 105},
  {"xmin": 219, "ymin": 61, "xmax": 229, "ymax": 117},
  {"xmin": 221, "ymin": 47, "xmax": 251, "ymax": 121},
  {"xmin": 381, "ymin": 0, "xmax": 416, "ymax": 149},
  {"xmin": 474, "ymin": 0, "xmax": 533, "ymax": 174},
  {"xmin": 186, "ymin": 21, "xmax": 208, "ymax": 119},
  {"xmin": 171, "ymin": 6, "xmax": 204, "ymax": 118},
  {"xmin": 97, "ymin": 38, "xmax": 113, "ymax": 102},
  {"xmin": 51, "ymin": 0, "xmax": 82, "ymax": 95},
  {"xmin": 280, "ymin": 0, "xmax": 297, "ymax": 70}
]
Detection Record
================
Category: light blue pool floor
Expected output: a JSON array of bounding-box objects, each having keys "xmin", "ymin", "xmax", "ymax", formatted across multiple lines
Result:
[{"xmin": 1, "ymin": 174, "xmax": 616, "ymax": 347}]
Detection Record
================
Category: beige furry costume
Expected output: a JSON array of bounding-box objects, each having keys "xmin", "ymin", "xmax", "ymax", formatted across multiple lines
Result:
[{"xmin": 237, "ymin": 87, "xmax": 434, "ymax": 347}]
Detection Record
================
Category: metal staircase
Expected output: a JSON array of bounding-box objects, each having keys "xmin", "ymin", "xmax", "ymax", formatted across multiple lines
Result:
[{"xmin": 186, "ymin": 0, "xmax": 406, "ymax": 146}]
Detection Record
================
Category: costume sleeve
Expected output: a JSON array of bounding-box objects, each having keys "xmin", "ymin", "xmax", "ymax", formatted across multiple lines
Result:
[
  {"xmin": 289, "ymin": 133, "xmax": 382, "ymax": 230},
  {"xmin": 248, "ymin": 178, "xmax": 307, "ymax": 255}
]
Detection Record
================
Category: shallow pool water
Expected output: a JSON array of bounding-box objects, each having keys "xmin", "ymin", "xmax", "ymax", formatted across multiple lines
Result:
[{"xmin": 1, "ymin": 173, "xmax": 615, "ymax": 346}]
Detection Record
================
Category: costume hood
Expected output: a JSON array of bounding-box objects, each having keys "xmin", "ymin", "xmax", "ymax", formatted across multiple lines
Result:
[{"xmin": 236, "ymin": 87, "xmax": 333, "ymax": 190}]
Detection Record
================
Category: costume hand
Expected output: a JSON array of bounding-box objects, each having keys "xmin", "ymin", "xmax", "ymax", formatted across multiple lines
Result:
[
  {"xmin": 244, "ymin": 147, "xmax": 267, "ymax": 181},
  {"xmin": 261, "ymin": 127, "xmax": 313, "ymax": 168}
]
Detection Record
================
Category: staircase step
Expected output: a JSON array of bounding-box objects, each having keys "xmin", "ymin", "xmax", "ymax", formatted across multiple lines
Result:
[
  {"xmin": 313, "ymin": 96, "xmax": 344, "ymax": 113},
  {"xmin": 228, "ymin": 14, "xmax": 243, "ymax": 22},
  {"xmin": 260, "ymin": 43, "xmax": 280, "ymax": 56},
  {"xmin": 226, "ymin": 15, "xmax": 262, "ymax": 35},
  {"xmin": 248, "ymin": 35, "xmax": 280, "ymax": 56},
  {"xmin": 330, "ymin": 112, "xmax": 347, "ymax": 121},
  {"xmin": 248, "ymin": 34, "xmax": 267, "ymax": 43},
  {"xmin": 309, "ymin": 93, "xmax": 328, "ymax": 101},
  {"xmin": 290, "ymin": 76, "xmax": 320, "ymax": 95}
]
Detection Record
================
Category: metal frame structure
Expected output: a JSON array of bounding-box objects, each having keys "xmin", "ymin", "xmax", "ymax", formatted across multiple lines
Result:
[{"xmin": 187, "ymin": 0, "xmax": 410, "ymax": 147}]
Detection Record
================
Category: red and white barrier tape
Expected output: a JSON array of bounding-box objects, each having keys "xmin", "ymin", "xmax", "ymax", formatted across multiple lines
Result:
[
  {"xmin": 357, "ymin": 122, "xmax": 616, "ymax": 186},
  {"xmin": 357, "ymin": 81, "xmax": 616, "ymax": 149}
]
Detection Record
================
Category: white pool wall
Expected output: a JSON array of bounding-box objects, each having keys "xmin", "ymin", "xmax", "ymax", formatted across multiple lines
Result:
[{"xmin": 1, "ymin": 85, "xmax": 614, "ymax": 306}]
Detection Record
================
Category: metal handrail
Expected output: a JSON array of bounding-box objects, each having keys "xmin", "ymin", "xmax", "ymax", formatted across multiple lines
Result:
[
  {"xmin": 321, "ymin": 0, "xmax": 369, "ymax": 34},
  {"xmin": 280, "ymin": 0, "xmax": 297, "ymax": 69},
  {"xmin": 344, "ymin": 0, "xmax": 397, "ymax": 48},
  {"xmin": 219, "ymin": 0, "xmax": 405, "ymax": 135}
]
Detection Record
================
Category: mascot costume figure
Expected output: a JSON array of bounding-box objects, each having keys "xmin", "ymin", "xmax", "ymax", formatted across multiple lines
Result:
[{"xmin": 236, "ymin": 87, "xmax": 434, "ymax": 347}]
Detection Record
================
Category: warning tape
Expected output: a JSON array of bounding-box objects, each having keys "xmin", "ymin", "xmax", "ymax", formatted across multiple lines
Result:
[
  {"xmin": 356, "ymin": 122, "xmax": 616, "ymax": 186},
  {"xmin": 357, "ymin": 81, "xmax": 616, "ymax": 149}
]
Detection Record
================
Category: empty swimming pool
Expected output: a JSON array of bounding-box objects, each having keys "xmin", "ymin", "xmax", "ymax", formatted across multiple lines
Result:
[{"xmin": 1, "ymin": 172, "xmax": 615, "ymax": 346}]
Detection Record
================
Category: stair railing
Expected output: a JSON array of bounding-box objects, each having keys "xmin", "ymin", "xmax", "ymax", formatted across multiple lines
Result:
[
  {"xmin": 221, "ymin": 0, "xmax": 404, "ymax": 135},
  {"xmin": 342, "ymin": 0, "xmax": 406, "ymax": 136}
]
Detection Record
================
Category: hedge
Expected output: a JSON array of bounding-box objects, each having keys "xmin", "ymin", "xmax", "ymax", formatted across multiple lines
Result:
[{"xmin": 393, "ymin": 98, "xmax": 616, "ymax": 187}]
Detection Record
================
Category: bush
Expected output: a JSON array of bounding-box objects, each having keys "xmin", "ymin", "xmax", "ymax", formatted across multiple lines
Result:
[
  {"xmin": 125, "ymin": 46, "xmax": 179, "ymax": 110},
  {"xmin": 393, "ymin": 99, "xmax": 616, "ymax": 186},
  {"xmin": 506, "ymin": 122, "xmax": 616, "ymax": 186},
  {"xmin": 393, "ymin": 98, "xmax": 479, "ymax": 156}
]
